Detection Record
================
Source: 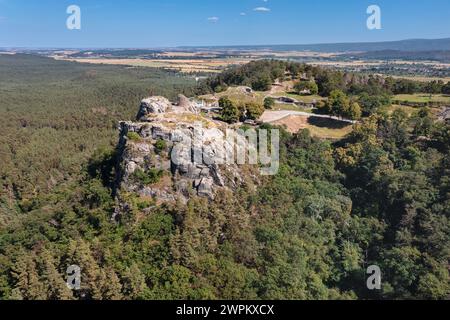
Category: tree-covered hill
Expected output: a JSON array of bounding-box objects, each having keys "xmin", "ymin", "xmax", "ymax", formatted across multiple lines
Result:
[{"xmin": 0, "ymin": 55, "xmax": 448, "ymax": 300}]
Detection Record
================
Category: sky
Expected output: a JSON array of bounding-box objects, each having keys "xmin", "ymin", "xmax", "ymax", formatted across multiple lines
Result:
[{"xmin": 1, "ymin": 0, "xmax": 450, "ymax": 48}]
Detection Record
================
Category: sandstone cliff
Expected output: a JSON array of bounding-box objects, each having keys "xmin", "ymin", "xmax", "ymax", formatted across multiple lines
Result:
[{"xmin": 113, "ymin": 96, "xmax": 257, "ymax": 220}]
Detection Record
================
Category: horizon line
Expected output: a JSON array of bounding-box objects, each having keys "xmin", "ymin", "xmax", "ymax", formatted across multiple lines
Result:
[{"xmin": 2, "ymin": 37, "xmax": 450, "ymax": 51}]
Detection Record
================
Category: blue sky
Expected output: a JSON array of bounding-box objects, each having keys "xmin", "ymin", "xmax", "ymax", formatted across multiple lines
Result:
[{"xmin": 1, "ymin": 0, "xmax": 450, "ymax": 48}]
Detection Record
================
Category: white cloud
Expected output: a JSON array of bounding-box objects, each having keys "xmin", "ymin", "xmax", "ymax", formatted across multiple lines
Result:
[
  {"xmin": 253, "ymin": 7, "xmax": 271, "ymax": 12},
  {"xmin": 207, "ymin": 16, "xmax": 219, "ymax": 23},
  {"xmin": 240, "ymin": 12, "xmax": 246, "ymax": 16}
]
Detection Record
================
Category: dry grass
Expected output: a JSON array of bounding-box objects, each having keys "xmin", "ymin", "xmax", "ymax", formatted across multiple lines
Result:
[
  {"xmin": 272, "ymin": 92, "xmax": 325, "ymax": 103},
  {"xmin": 199, "ymin": 86, "xmax": 267, "ymax": 104},
  {"xmin": 389, "ymin": 104, "xmax": 418, "ymax": 116},
  {"xmin": 59, "ymin": 57, "xmax": 250, "ymax": 73},
  {"xmin": 273, "ymin": 115, "xmax": 353, "ymax": 139}
]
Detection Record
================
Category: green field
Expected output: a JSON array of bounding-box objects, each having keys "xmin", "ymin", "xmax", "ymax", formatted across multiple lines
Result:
[{"xmin": 393, "ymin": 94, "xmax": 450, "ymax": 104}]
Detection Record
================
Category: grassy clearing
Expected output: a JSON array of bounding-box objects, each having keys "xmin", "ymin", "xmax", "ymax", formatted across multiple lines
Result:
[
  {"xmin": 272, "ymin": 92, "xmax": 325, "ymax": 103},
  {"xmin": 306, "ymin": 123, "xmax": 353, "ymax": 140},
  {"xmin": 199, "ymin": 86, "xmax": 267, "ymax": 104},
  {"xmin": 272, "ymin": 103, "xmax": 314, "ymax": 113},
  {"xmin": 200, "ymin": 86, "xmax": 326, "ymax": 107},
  {"xmin": 393, "ymin": 94, "xmax": 450, "ymax": 104},
  {"xmin": 389, "ymin": 104, "xmax": 419, "ymax": 116},
  {"xmin": 273, "ymin": 115, "xmax": 353, "ymax": 139}
]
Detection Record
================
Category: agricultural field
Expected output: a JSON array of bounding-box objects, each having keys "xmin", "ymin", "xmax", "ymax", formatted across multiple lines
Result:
[
  {"xmin": 391, "ymin": 75, "xmax": 450, "ymax": 83},
  {"xmin": 58, "ymin": 57, "xmax": 250, "ymax": 73}
]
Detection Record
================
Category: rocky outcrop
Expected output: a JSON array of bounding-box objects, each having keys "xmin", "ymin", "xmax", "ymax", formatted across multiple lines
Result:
[
  {"xmin": 113, "ymin": 96, "xmax": 256, "ymax": 220},
  {"xmin": 177, "ymin": 94, "xmax": 199, "ymax": 114},
  {"xmin": 137, "ymin": 96, "xmax": 173, "ymax": 120},
  {"xmin": 438, "ymin": 106, "xmax": 450, "ymax": 122}
]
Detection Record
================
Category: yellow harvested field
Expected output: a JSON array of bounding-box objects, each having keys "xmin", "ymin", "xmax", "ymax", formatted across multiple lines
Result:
[
  {"xmin": 390, "ymin": 75, "xmax": 450, "ymax": 83},
  {"xmin": 311, "ymin": 60, "xmax": 382, "ymax": 67},
  {"xmin": 311, "ymin": 59, "xmax": 450, "ymax": 69},
  {"xmin": 59, "ymin": 57, "xmax": 250, "ymax": 73}
]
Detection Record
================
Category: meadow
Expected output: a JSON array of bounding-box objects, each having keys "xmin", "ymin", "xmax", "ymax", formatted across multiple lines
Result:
[{"xmin": 393, "ymin": 93, "xmax": 450, "ymax": 104}]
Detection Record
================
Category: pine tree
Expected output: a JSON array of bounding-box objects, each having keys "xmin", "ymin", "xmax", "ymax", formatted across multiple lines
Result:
[
  {"xmin": 11, "ymin": 252, "xmax": 47, "ymax": 300},
  {"xmin": 102, "ymin": 268, "xmax": 123, "ymax": 300},
  {"xmin": 123, "ymin": 264, "xmax": 147, "ymax": 299},
  {"xmin": 65, "ymin": 239, "xmax": 103, "ymax": 299},
  {"xmin": 40, "ymin": 249, "xmax": 73, "ymax": 300}
]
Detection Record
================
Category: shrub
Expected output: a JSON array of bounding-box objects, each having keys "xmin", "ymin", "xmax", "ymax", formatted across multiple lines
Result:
[
  {"xmin": 154, "ymin": 139, "xmax": 167, "ymax": 154},
  {"xmin": 245, "ymin": 102, "xmax": 265, "ymax": 120},
  {"xmin": 294, "ymin": 81, "xmax": 319, "ymax": 95},
  {"xmin": 220, "ymin": 97, "xmax": 241, "ymax": 123},
  {"xmin": 137, "ymin": 199, "xmax": 153, "ymax": 210},
  {"xmin": 264, "ymin": 97, "xmax": 275, "ymax": 109},
  {"xmin": 251, "ymin": 74, "xmax": 272, "ymax": 91},
  {"xmin": 132, "ymin": 168, "xmax": 164, "ymax": 185},
  {"xmin": 127, "ymin": 132, "xmax": 141, "ymax": 142},
  {"xmin": 442, "ymin": 81, "xmax": 450, "ymax": 95}
]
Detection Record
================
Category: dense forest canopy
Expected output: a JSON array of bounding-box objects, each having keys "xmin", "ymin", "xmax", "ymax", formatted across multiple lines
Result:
[
  {"xmin": 0, "ymin": 55, "xmax": 449, "ymax": 300},
  {"xmin": 0, "ymin": 54, "xmax": 196, "ymax": 225}
]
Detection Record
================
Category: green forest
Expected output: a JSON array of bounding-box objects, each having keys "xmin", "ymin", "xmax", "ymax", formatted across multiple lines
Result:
[{"xmin": 0, "ymin": 55, "xmax": 449, "ymax": 300}]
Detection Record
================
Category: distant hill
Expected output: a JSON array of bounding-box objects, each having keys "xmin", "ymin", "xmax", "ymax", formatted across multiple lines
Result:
[
  {"xmin": 180, "ymin": 38, "xmax": 450, "ymax": 53},
  {"xmin": 341, "ymin": 50, "xmax": 450, "ymax": 63}
]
